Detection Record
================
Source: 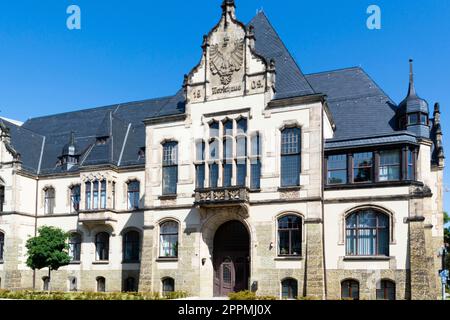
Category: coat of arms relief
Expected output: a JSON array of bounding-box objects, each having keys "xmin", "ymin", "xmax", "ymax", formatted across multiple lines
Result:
[{"xmin": 209, "ymin": 36, "xmax": 245, "ymax": 86}]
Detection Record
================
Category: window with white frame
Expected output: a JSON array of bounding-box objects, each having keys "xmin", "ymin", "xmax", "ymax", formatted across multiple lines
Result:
[
  {"xmin": 44, "ymin": 187, "xmax": 55, "ymax": 215},
  {"xmin": 159, "ymin": 221, "xmax": 178, "ymax": 258},
  {"xmin": 162, "ymin": 142, "xmax": 178, "ymax": 195}
]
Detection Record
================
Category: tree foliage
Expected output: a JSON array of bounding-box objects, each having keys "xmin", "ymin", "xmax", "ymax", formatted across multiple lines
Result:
[
  {"xmin": 445, "ymin": 212, "xmax": 450, "ymax": 246},
  {"xmin": 25, "ymin": 226, "xmax": 71, "ymax": 272}
]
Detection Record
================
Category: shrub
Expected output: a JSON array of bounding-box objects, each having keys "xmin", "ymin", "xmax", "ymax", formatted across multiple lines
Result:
[
  {"xmin": 0, "ymin": 290, "xmax": 183, "ymax": 300},
  {"xmin": 228, "ymin": 291, "xmax": 277, "ymax": 300}
]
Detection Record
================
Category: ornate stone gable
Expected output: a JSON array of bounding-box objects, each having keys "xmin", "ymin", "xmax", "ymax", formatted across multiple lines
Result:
[{"xmin": 184, "ymin": 1, "xmax": 275, "ymax": 104}]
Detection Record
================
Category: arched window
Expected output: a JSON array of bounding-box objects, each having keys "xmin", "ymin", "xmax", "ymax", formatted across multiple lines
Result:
[
  {"xmin": 281, "ymin": 127, "xmax": 301, "ymax": 187},
  {"xmin": 70, "ymin": 185, "xmax": 81, "ymax": 213},
  {"xmin": 42, "ymin": 276, "xmax": 50, "ymax": 291},
  {"xmin": 0, "ymin": 232, "xmax": 4, "ymax": 261},
  {"xmin": 346, "ymin": 209, "xmax": 389, "ymax": 256},
  {"xmin": 162, "ymin": 277, "xmax": 175, "ymax": 296},
  {"xmin": 96, "ymin": 277, "xmax": 106, "ymax": 292},
  {"xmin": 124, "ymin": 277, "xmax": 136, "ymax": 292},
  {"xmin": 377, "ymin": 280, "xmax": 396, "ymax": 300},
  {"xmin": 95, "ymin": 232, "xmax": 110, "ymax": 261},
  {"xmin": 44, "ymin": 187, "xmax": 55, "ymax": 214},
  {"xmin": 69, "ymin": 277, "xmax": 77, "ymax": 292},
  {"xmin": 278, "ymin": 215, "xmax": 302, "ymax": 256},
  {"xmin": 123, "ymin": 230, "xmax": 140, "ymax": 262},
  {"xmin": 341, "ymin": 279, "xmax": 359, "ymax": 300},
  {"xmin": 281, "ymin": 278, "xmax": 298, "ymax": 299},
  {"xmin": 162, "ymin": 141, "xmax": 178, "ymax": 195},
  {"xmin": 127, "ymin": 181, "xmax": 140, "ymax": 210},
  {"xmin": 159, "ymin": 221, "xmax": 179, "ymax": 258},
  {"xmin": 68, "ymin": 233, "xmax": 81, "ymax": 262}
]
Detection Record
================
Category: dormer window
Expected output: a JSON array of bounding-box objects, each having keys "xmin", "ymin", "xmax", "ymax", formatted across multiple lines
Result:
[
  {"xmin": 138, "ymin": 147, "xmax": 146, "ymax": 160},
  {"xmin": 96, "ymin": 137, "xmax": 109, "ymax": 145}
]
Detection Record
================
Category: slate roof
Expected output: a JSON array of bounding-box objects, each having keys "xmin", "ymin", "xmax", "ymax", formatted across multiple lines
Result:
[
  {"xmin": 305, "ymin": 67, "xmax": 400, "ymax": 141},
  {"xmin": 249, "ymin": 12, "xmax": 316, "ymax": 99},
  {"xmin": 2, "ymin": 11, "xmax": 427, "ymax": 175}
]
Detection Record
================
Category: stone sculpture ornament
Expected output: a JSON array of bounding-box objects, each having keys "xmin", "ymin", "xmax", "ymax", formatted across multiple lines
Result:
[{"xmin": 209, "ymin": 37, "xmax": 244, "ymax": 85}]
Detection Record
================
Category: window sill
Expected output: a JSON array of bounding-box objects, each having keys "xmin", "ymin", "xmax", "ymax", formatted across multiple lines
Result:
[
  {"xmin": 274, "ymin": 256, "xmax": 303, "ymax": 261},
  {"xmin": 0, "ymin": 260, "xmax": 3, "ymax": 264},
  {"xmin": 69, "ymin": 261, "xmax": 81, "ymax": 265},
  {"xmin": 122, "ymin": 260, "xmax": 140, "ymax": 264},
  {"xmin": 156, "ymin": 257, "xmax": 178, "ymax": 262},
  {"xmin": 278, "ymin": 186, "xmax": 302, "ymax": 192},
  {"xmin": 92, "ymin": 261, "xmax": 110, "ymax": 265},
  {"xmin": 158, "ymin": 195, "xmax": 177, "ymax": 200},
  {"xmin": 249, "ymin": 188, "xmax": 261, "ymax": 193},
  {"xmin": 325, "ymin": 180, "xmax": 423, "ymax": 190},
  {"xmin": 343, "ymin": 256, "xmax": 391, "ymax": 261}
]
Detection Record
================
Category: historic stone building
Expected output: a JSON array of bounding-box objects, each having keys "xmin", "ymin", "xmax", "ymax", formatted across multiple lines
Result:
[{"xmin": 0, "ymin": 1, "xmax": 445, "ymax": 299}]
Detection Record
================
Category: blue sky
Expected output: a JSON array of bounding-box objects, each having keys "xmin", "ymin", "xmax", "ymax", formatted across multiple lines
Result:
[{"xmin": 0, "ymin": 0, "xmax": 449, "ymax": 213}]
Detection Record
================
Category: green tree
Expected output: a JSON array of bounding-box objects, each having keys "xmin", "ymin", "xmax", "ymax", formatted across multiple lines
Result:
[
  {"xmin": 445, "ymin": 212, "xmax": 450, "ymax": 245},
  {"xmin": 26, "ymin": 226, "xmax": 71, "ymax": 291}
]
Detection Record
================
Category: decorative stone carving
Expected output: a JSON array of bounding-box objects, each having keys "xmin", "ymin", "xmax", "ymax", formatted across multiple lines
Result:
[
  {"xmin": 184, "ymin": 1, "xmax": 275, "ymax": 104},
  {"xmin": 210, "ymin": 38, "xmax": 244, "ymax": 86}
]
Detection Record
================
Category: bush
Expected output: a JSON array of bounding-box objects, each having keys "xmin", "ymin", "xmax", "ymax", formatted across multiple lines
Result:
[
  {"xmin": 0, "ymin": 290, "xmax": 185, "ymax": 301},
  {"xmin": 228, "ymin": 290, "xmax": 277, "ymax": 301}
]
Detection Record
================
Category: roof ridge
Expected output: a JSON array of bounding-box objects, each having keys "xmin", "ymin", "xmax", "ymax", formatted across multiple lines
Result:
[
  {"xmin": 305, "ymin": 66, "xmax": 363, "ymax": 77},
  {"xmin": 23, "ymin": 94, "xmax": 177, "ymax": 123}
]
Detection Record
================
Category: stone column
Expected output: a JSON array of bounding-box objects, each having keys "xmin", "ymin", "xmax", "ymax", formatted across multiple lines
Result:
[
  {"xmin": 408, "ymin": 216, "xmax": 436, "ymax": 300},
  {"xmin": 138, "ymin": 224, "xmax": 155, "ymax": 292},
  {"xmin": 304, "ymin": 219, "xmax": 325, "ymax": 299}
]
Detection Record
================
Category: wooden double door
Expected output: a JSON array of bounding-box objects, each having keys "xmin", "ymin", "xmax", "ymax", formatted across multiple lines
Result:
[{"xmin": 213, "ymin": 221, "xmax": 250, "ymax": 297}]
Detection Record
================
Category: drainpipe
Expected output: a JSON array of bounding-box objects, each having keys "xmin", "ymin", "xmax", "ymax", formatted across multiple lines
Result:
[
  {"xmin": 321, "ymin": 100, "xmax": 328, "ymax": 299},
  {"xmin": 32, "ymin": 177, "xmax": 39, "ymax": 290}
]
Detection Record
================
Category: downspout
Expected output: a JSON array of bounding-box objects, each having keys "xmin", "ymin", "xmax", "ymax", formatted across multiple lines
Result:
[
  {"xmin": 321, "ymin": 101, "xmax": 328, "ymax": 299},
  {"xmin": 33, "ymin": 176, "xmax": 38, "ymax": 290}
]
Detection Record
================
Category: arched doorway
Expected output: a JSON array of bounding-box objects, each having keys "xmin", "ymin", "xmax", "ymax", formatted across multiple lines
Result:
[{"xmin": 213, "ymin": 220, "xmax": 250, "ymax": 297}]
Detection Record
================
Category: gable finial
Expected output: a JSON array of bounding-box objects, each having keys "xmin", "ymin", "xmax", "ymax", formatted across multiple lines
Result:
[{"xmin": 70, "ymin": 131, "xmax": 75, "ymax": 145}]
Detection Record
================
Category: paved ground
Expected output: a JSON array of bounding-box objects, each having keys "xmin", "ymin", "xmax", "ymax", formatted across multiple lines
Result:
[{"xmin": 175, "ymin": 297, "xmax": 229, "ymax": 300}]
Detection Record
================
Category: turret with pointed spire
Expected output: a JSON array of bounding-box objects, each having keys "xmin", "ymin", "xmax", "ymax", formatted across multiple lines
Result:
[{"xmin": 398, "ymin": 59, "xmax": 430, "ymax": 138}]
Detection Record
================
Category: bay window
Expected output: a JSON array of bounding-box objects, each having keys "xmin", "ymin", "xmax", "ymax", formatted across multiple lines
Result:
[
  {"xmin": 379, "ymin": 150, "xmax": 400, "ymax": 181},
  {"xmin": 327, "ymin": 154, "xmax": 347, "ymax": 185},
  {"xmin": 353, "ymin": 152, "xmax": 373, "ymax": 183}
]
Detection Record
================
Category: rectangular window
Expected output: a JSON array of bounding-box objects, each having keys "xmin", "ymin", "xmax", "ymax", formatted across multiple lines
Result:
[
  {"xmin": 44, "ymin": 189, "xmax": 55, "ymax": 215},
  {"xmin": 0, "ymin": 186, "xmax": 4, "ymax": 212},
  {"xmin": 223, "ymin": 163, "xmax": 232, "ymax": 187},
  {"xmin": 408, "ymin": 113, "xmax": 418, "ymax": 125},
  {"xmin": 407, "ymin": 149, "xmax": 415, "ymax": 180},
  {"xmin": 250, "ymin": 159, "xmax": 261, "ymax": 190},
  {"xmin": 379, "ymin": 150, "xmax": 400, "ymax": 181},
  {"xmin": 100, "ymin": 181, "xmax": 107, "ymax": 209},
  {"xmin": 92, "ymin": 181, "xmax": 99, "ymax": 210},
  {"xmin": 327, "ymin": 155, "xmax": 347, "ymax": 185},
  {"xmin": 70, "ymin": 185, "xmax": 81, "ymax": 213},
  {"xmin": 195, "ymin": 165, "xmax": 205, "ymax": 189},
  {"xmin": 250, "ymin": 133, "xmax": 261, "ymax": 190},
  {"xmin": 281, "ymin": 128, "xmax": 301, "ymax": 187},
  {"xmin": 162, "ymin": 142, "xmax": 178, "ymax": 195},
  {"xmin": 85, "ymin": 182, "xmax": 91, "ymax": 210},
  {"xmin": 112, "ymin": 182, "xmax": 116, "ymax": 210},
  {"xmin": 209, "ymin": 163, "xmax": 219, "ymax": 188},
  {"xmin": 353, "ymin": 152, "xmax": 373, "ymax": 183},
  {"xmin": 127, "ymin": 181, "xmax": 140, "ymax": 210},
  {"xmin": 236, "ymin": 160, "xmax": 246, "ymax": 187}
]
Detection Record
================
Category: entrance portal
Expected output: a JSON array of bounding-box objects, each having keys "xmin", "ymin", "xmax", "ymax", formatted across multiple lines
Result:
[{"xmin": 213, "ymin": 220, "xmax": 250, "ymax": 297}]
